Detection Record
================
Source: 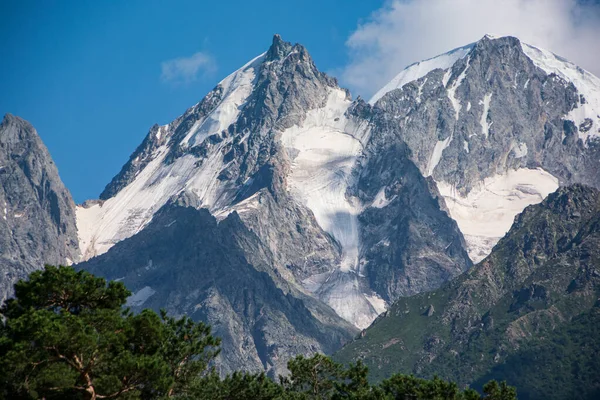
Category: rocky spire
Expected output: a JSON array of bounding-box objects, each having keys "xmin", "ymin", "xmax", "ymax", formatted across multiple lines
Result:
[{"xmin": 265, "ymin": 33, "xmax": 294, "ymax": 61}]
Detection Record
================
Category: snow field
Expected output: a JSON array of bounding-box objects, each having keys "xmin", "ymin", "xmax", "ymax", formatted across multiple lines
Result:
[
  {"xmin": 437, "ymin": 168, "xmax": 559, "ymax": 262},
  {"xmin": 522, "ymin": 43, "xmax": 600, "ymax": 143}
]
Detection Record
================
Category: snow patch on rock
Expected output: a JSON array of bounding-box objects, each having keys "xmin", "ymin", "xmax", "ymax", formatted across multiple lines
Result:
[
  {"xmin": 127, "ymin": 286, "xmax": 156, "ymax": 307},
  {"xmin": 479, "ymin": 93, "xmax": 493, "ymax": 137},
  {"xmin": 426, "ymin": 135, "xmax": 453, "ymax": 176},
  {"xmin": 312, "ymin": 270, "xmax": 386, "ymax": 330},
  {"xmin": 447, "ymin": 56, "xmax": 470, "ymax": 121},
  {"xmin": 181, "ymin": 54, "xmax": 264, "ymax": 147},
  {"xmin": 371, "ymin": 187, "xmax": 396, "ymax": 209},
  {"xmin": 512, "ymin": 142, "xmax": 528, "ymax": 158},
  {"xmin": 437, "ymin": 168, "xmax": 558, "ymax": 262}
]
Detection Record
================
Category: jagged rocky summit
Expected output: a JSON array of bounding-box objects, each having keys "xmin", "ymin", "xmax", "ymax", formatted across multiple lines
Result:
[{"xmin": 368, "ymin": 34, "xmax": 600, "ymax": 262}]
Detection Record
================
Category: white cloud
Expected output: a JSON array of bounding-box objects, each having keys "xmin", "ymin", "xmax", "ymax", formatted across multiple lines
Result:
[
  {"xmin": 160, "ymin": 51, "xmax": 216, "ymax": 84},
  {"xmin": 342, "ymin": 0, "xmax": 600, "ymax": 98}
]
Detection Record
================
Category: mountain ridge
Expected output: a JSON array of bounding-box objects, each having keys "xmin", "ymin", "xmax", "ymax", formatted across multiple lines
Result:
[{"xmin": 75, "ymin": 34, "xmax": 471, "ymax": 333}]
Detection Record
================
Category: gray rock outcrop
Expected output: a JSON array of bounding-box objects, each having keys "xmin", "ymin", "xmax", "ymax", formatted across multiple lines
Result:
[{"xmin": 0, "ymin": 114, "xmax": 79, "ymax": 301}]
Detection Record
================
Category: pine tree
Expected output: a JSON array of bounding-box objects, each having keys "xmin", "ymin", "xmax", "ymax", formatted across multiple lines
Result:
[{"xmin": 0, "ymin": 265, "xmax": 220, "ymax": 400}]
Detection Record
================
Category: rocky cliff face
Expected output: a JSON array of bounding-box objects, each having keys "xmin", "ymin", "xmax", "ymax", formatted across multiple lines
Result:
[
  {"xmin": 0, "ymin": 114, "xmax": 79, "ymax": 301},
  {"xmin": 369, "ymin": 35, "xmax": 600, "ymax": 261},
  {"xmin": 335, "ymin": 184, "xmax": 600, "ymax": 396}
]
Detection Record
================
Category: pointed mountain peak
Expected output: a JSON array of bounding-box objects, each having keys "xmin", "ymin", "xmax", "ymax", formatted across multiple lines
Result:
[
  {"xmin": 2, "ymin": 112, "xmax": 14, "ymax": 123},
  {"xmin": 482, "ymin": 33, "xmax": 499, "ymax": 40},
  {"xmin": 265, "ymin": 34, "xmax": 294, "ymax": 61},
  {"xmin": 474, "ymin": 34, "xmax": 521, "ymax": 50},
  {"xmin": 264, "ymin": 33, "xmax": 312, "ymax": 64}
]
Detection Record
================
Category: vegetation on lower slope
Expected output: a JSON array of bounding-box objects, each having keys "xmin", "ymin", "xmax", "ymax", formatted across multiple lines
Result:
[
  {"xmin": 472, "ymin": 307, "xmax": 600, "ymax": 400},
  {"xmin": 0, "ymin": 265, "xmax": 515, "ymax": 399},
  {"xmin": 334, "ymin": 185, "xmax": 600, "ymax": 400}
]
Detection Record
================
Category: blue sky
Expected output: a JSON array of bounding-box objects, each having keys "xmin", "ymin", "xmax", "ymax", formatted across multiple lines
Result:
[
  {"xmin": 2, "ymin": 0, "xmax": 599, "ymax": 203},
  {"xmin": 0, "ymin": 0, "xmax": 383, "ymax": 202}
]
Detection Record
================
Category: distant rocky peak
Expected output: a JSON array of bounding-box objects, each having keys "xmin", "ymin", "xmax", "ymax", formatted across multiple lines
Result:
[
  {"xmin": 0, "ymin": 114, "xmax": 80, "ymax": 300},
  {"xmin": 1, "ymin": 113, "xmax": 44, "ymax": 153}
]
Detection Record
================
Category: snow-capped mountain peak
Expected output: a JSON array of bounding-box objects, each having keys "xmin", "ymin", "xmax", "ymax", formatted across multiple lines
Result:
[
  {"xmin": 369, "ymin": 34, "xmax": 600, "ymax": 262},
  {"xmin": 78, "ymin": 55, "xmax": 264, "ymax": 259},
  {"xmin": 77, "ymin": 35, "xmax": 350, "ymax": 266},
  {"xmin": 78, "ymin": 39, "xmax": 287, "ymax": 260}
]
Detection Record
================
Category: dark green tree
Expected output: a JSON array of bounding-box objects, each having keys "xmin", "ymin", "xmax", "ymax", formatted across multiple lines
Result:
[
  {"xmin": 379, "ymin": 373, "xmax": 512, "ymax": 400},
  {"xmin": 186, "ymin": 371, "xmax": 285, "ymax": 399},
  {"xmin": 482, "ymin": 381, "xmax": 517, "ymax": 400},
  {"xmin": 0, "ymin": 265, "xmax": 220, "ymax": 400},
  {"xmin": 281, "ymin": 354, "xmax": 345, "ymax": 399},
  {"xmin": 158, "ymin": 310, "xmax": 221, "ymax": 397},
  {"xmin": 332, "ymin": 360, "xmax": 385, "ymax": 400}
]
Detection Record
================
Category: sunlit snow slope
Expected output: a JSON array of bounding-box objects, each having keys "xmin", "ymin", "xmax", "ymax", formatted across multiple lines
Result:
[
  {"xmin": 369, "ymin": 44, "xmax": 473, "ymax": 105},
  {"xmin": 438, "ymin": 169, "xmax": 558, "ymax": 262},
  {"xmin": 77, "ymin": 54, "xmax": 265, "ymax": 260},
  {"xmin": 281, "ymin": 88, "xmax": 383, "ymax": 328},
  {"xmin": 282, "ymin": 89, "xmax": 369, "ymax": 272},
  {"xmin": 521, "ymin": 43, "xmax": 600, "ymax": 144}
]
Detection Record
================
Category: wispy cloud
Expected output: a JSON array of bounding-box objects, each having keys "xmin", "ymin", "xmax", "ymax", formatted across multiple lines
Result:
[
  {"xmin": 342, "ymin": 0, "xmax": 600, "ymax": 99},
  {"xmin": 160, "ymin": 51, "xmax": 216, "ymax": 84}
]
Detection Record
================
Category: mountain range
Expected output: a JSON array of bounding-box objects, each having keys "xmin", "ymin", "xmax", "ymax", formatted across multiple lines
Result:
[{"xmin": 1, "ymin": 33, "xmax": 599, "ymax": 387}]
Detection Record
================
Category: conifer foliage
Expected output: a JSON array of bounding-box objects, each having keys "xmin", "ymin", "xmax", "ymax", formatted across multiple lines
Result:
[{"xmin": 0, "ymin": 266, "xmax": 516, "ymax": 400}]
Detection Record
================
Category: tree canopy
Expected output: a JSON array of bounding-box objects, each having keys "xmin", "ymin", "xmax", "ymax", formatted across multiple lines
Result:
[
  {"xmin": 0, "ymin": 266, "xmax": 517, "ymax": 399},
  {"xmin": 0, "ymin": 266, "xmax": 219, "ymax": 399}
]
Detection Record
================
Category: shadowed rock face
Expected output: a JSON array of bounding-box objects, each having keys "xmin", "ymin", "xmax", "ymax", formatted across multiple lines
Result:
[
  {"xmin": 0, "ymin": 114, "xmax": 79, "ymax": 301},
  {"xmin": 79, "ymin": 199, "xmax": 357, "ymax": 378}
]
